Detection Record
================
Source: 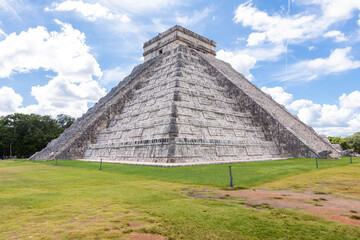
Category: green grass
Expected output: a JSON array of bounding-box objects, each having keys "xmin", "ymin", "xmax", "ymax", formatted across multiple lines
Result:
[
  {"xmin": 261, "ymin": 157, "xmax": 360, "ymax": 200},
  {"xmin": 1, "ymin": 158, "xmax": 359, "ymax": 239},
  {"xmin": 41, "ymin": 157, "xmax": 358, "ymax": 188}
]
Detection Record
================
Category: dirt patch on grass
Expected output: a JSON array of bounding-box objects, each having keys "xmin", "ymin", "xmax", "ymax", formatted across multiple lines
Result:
[
  {"xmin": 127, "ymin": 221, "xmax": 150, "ymax": 229},
  {"xmin": 126, "ymin": 233, "xmax": 167, "ymax": 240},
  {"xmin": 217, "ymin": 189, "xmax": 360, "ymax": 226},
  {"xmin": 187, "ymin": 189, "xmax": 237, "ymax": 200}
]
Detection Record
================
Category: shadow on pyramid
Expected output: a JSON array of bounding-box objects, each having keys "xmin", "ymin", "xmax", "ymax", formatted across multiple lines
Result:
[{"xmin": 30, "ymin": 26, "xmax": 340, "ymax": 166}]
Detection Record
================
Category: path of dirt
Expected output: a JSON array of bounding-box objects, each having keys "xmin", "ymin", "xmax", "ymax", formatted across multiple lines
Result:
[
  {"xmin": 186, "ymin": 189, "xmax": 360, "ymax": 226},
  {"xmin": 217, "ymin": 189, "xmax": 360, "ymax": 226},
  {"xmin": 127, "ymin": 233, "xmax": 167, "ymax": 240}
]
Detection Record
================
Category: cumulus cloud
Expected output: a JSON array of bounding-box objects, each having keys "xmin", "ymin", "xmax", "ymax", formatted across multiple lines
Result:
[
  {"xmin": 229, "ymin": 0, "xmax": 360, "ymax": 83},
  {"xmin": 45, "ymin": 1, "xmax": 130, "ymax": 22},
  {"xmin": 101, "ymin": 65, "xmax": 134, "ymax": 85},
  {"xmin": 233, "ymin": 0, "xmax": 360, "ymax": 46},
  {"xmin": 348, "ymin": 115, "xmax": 360, "ymax": 131},
  {"xmin": 317, "ymin": 104, "xmax": 352, "ymax": 127},
  {"xmin": 245, "ymin": 44, "xmax": 287, "ymax": 62},
  {"xmin": 278, "ymin": 47, "xmax": 360, "ymax": 81},
  {"xmin": 234, "ymin": 1, "xmax": 318, "ymax": 46},
  {"xmin": 0, "ymin": 20, "xmax": 102, "ymax": 78},
  {"xmin": 0, "ymin": 86, "xmax": 23, "ymax": 116},
  {"xmin": 323, "ymin": 30, "xmax": 347, "ymax": 42},
  {"xmin": 19, "ymin": 75, "xmax": 106, "ymax": 117},
  {"xmin": 247, "ymin": 32, "xmax": 266, "ymax": 47},
  {"xmin": 216, "ymin": 50, "xmax": 256, "ymax": 80},
  {"xmin": 216, "ymin": 44, "xmax": 286, "ymax": 81},
  {"xmin": 263, "ymin": 86, "xmax": 360, "ymax": 136},
  {"xmin": 339, "ymin": 90, "xmax": 360, "ymax": 110},
  {"xmin": 0, "ymin": 28, "xmax": 6, "ymax": 41},
  {"xmin": 288, "ymin": 99, "xmax": 322, "ymax": 125},
  {"xmin": 311, "ymin": 0, "xmax": 360, "ymax": 22},
  {"xmin": 261, "ymin": 86, "xmax": 293, "ymax": 106},
  {"xmin": 0, "ymin": 20, "xmax": 106, "ymax": 117}
]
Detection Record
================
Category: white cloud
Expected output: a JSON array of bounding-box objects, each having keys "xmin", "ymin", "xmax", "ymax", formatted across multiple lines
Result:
[
  {"xmin": 348, "ymin": 115, "xmax": 360, "ymax": 131},
  {"xmin": 0, "ymin": 86, "xmax": 23, "ymax": 116},
  {"xmin": 216, "ymin": 50, "xmax": 256, "ymax": 80},
  {"xmin": 0, "ymin": 28, "xmax": 6, "ymax": 41},
  {"xmin": 244, "ymin": 44, "xmax": 287, "ymax": 62},
  {"xmin": 19, "ymin": 75, "xmax": 106, "ymax": 118},
  {"xmin": 310, "ymin": 0, "xmax": 360, "ymax": 22},
  {"xmin": 339, "ymin": 91, "xmax": 360, "ymax": 110},
  {"xmin": 176, "ymin": 7, "xmax": 213, "ymax": 28},
  {"xmin": 234, "ymin": 1, "xmax": 318, "ymax": 46},
  {"xmin": 0, "ymin": 21, "xmax": 106, "ymax": 117},
  {"xmin": 261, "ymin": 86, "xmax": 293, "ymax": 106},
  {"xmin": 229, "ymin": 0, "xmax": 360, "ymax": 86},
  {"xmin": 278, "ymin": 47, "xmax": 360, "ymax": 81},
  {"xmin": 317, "ymin": 104, "xmax": 352, "ymax": 126},
  {"xmin": 45, "ymin": 1, "xmax": 130, "ymax": 22},
  {"xmin": 323, "ymin": 30, "xmax": 347, "ymax": 42},
  {"xmin": 0, "ymin": 20, "xmax": 102, "ymax": 78},
  {"xmin": 263, "ymin": 86, "xmax": 360, "ymax": 136},
  {"xmin": 247, "ymin": 32, "xmax": 266, "ymax": 46},
  {"xmin": 288, "ymin": 99, "xmax": 322, "ymax": 125},
  {"xmin": 101, "ymin": 65, "xmax": 134, "ymax": 85},
  {"xmin": 308, "ymin": 46, "xmax": 316, "ymax": 51},
  {"xmin": 216, "ymin": 44, "xmax": 286, "ymax": 81},
  {"xmin": 216, "ymin": 43, "xmax": 286, "ymax": 81},
  {"xmin": 233, "ymin": 0, "xmax": 360, "ymax": 46}
]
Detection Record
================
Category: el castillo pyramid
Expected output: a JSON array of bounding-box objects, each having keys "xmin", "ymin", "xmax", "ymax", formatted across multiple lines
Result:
[{"xmin": 30, "ymin": 25, "xmax": 340, "ymax": 164}]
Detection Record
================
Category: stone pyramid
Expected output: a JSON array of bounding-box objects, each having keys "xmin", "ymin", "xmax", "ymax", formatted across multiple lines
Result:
[{"xmin": 30, "ymin": 26, "xmax": 340, "ymax": 164}]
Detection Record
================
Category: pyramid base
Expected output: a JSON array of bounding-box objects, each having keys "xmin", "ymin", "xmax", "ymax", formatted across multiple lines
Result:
[{"xmin": 77, "ymin": 157, "xmax": 290, "ymax": 167}]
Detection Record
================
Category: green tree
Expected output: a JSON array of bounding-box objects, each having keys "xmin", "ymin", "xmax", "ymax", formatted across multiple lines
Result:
[
  {"xmin": 345, "ymin": 132, "xmax": 360, "ymax": 152},
  {"xmin": 0, "ymin": 113, "xmax": 74, "ymax": 158},
  {"xmin": 56, "ymin": 114, "xmax": 75, "ymax": 130},
  {"xmin": 328, "ymin": 136, "xmax": 350, "ymax": 150},
  {"xmin": 0, "ymin": 122, "xmax": 12, "ymax": 158},
  {"xmin": 327, "ymin": 136, "xmax": 343, "ymax": 144},
  {"xmin": 329, "ymin": 132, "xmax": 360, "ymax": 152}
]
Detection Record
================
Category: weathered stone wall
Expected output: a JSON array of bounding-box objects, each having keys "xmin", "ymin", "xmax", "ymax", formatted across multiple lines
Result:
[
  {"xmin": 82, "ymin": 45, "xmax": 288, "ymax": 163},
  {"xmin": 200, "ymin": 53, "xmax": 340, "ymax": 158},
  {"xmin": 29, "ymin": 57, "xmax": 159, "ymax": 160},
  {"xmin": 30, "ymin": 37, "xmax": 339, "ymax": 163}
]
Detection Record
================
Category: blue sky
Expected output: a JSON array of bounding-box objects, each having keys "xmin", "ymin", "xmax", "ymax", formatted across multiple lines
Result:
[{"xmin": 0, "ymin": 0, "xmax": 360, "ymax": 137}]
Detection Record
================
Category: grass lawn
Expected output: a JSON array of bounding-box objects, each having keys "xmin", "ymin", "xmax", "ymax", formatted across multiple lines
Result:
[
  {"xmin": 0, "ymin": 157, "xmax": 359, "ymax": 239},
  {"xmin": 261, "ymin": 158, "xmax": 360, "ymax": 201}
]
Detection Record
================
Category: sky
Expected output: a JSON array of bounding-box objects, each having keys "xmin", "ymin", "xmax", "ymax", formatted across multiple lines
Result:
[{"xmin": 0, "ymin": 0, "xmax": 360, "ymax": 137}]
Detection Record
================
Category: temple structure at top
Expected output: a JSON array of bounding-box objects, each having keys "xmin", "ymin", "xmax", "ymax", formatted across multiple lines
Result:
[{"xmin": 143, "ymin": 25, "xmax": 216, "ymax": 61}]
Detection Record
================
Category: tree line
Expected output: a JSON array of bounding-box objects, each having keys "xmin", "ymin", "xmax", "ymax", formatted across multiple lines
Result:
[
  {"xmin": 0, "ymin": 113, "xmax": 75, "ymax": 158},
  {"xmin": 328, "ymin": 132, "xmax": 360, "ymax": 153}
]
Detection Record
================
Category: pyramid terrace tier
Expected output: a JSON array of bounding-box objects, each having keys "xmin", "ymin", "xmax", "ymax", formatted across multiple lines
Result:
[
  {"xmin": 83, "ymin": 138, "xmax": 287, "ymax": 163},
  {"xmin": 99, "ymin": 117, "xmax": 263, "ymax": 138},
  {"xmin": 92, "ymin": 120, "xmax": 267, "ymax": 145}
]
